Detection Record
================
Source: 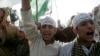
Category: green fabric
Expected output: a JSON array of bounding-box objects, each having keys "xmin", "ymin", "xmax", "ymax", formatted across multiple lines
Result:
[{"xmin": 30, "ymin": 0, "xmax": 49, "ymax": 21}]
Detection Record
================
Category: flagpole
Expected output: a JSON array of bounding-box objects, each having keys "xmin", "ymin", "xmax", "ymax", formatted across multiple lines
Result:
[
  {"xmin": 54, "ymin": 0, "xmax": 59, "ymax": 20},
  {"xmin": 36, "ymin": 0, "xmax": 38, "ymax": 21}
]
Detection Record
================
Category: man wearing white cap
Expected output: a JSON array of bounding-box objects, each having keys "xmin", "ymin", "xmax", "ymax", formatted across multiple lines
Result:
[
  {"xmin": 16, "ymin": 20, "xmax": 29, "ymax": 56},
  {"xmin": 60, "ymin": 13, "xmax": 100, "ymax": 56},
  {"xmin": 20, "ymin": 0, "xmax": 62, "ymax": 56}
]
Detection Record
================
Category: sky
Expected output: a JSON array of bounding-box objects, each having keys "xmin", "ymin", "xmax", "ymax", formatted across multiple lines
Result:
[
  {"xmin": 51, "ymin": 0, "xmax": 100, "ymax": 26},
  {"xmin": 0, "ymin": 0, "xmax": 100, "ymax": 27}
]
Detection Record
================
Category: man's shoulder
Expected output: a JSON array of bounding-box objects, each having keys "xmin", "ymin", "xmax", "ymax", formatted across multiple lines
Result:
[{"xmin": 61, "ymin": 41, "xmax": 74, "ymax": 51}]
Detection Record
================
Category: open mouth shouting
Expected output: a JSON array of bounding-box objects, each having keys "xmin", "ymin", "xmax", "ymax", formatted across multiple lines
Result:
[{"xmin": 86, "ymin": 31, "xmax": 94, "ymax": 36}]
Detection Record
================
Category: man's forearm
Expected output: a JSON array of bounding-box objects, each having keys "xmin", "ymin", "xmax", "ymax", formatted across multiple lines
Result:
[{"xmin": 22, "ymin": 0, "xmax": 31, "ymax": 10}]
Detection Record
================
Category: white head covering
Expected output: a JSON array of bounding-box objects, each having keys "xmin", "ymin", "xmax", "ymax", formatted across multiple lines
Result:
[
  {"xmin": 40, "ymin": 16, "xmax": 56, "ymax": 27},
  {"xmin": 18, "ymin": 20, "xmax": 25, "ymax": 33},
  {"xmin": 72, "ymin": 13, "xmax": 93, "ymax": 29}
]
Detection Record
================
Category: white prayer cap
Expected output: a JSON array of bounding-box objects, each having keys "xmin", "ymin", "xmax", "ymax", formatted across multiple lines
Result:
[
  {"xmin": 18, "ymin": 20, "xmax": 25, "ymax": 33},
  {"xmin": 40, "ymin": 16, "xmax": 56, "ymax": 27},
  {"xmin": 72, "ymin": 13, "xmax": 93, "ymax": 29}
]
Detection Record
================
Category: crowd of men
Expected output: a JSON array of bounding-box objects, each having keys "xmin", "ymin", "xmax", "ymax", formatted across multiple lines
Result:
[{"xmin": 0, "ymin": 0, "xmax": 100, "ymax": 56}]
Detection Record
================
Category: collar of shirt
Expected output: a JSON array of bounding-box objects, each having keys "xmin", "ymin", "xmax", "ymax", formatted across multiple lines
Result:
[{"xmin": 81, "ymin": 43, "xmax": 95, "ymax": 56}]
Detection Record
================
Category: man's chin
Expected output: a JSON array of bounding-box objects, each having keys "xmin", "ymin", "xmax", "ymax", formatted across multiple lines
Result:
[
  {"xmin": 86, "ymin": 38, "xmax": 94, "ymax": 42},
  {"xmin": 43, "ymin": 37, "xmax": 52, "ymax": 41}
]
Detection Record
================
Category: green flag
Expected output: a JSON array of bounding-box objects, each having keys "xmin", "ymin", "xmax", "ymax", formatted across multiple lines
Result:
[{"xmin": 31, "ymin": 0, "xmax": 49, "ymax": 21}]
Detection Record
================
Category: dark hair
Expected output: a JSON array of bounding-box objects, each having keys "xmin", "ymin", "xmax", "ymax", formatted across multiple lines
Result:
[
  {"xmin": 0, "ymin": 8, "xmax": 5, "ymax": 22},
  {"xmin": 0, "ymin": 8, "xmax": 5, "ymax": 17}
]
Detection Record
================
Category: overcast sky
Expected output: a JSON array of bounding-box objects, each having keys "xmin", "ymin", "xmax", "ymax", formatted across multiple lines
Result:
[
  {"xmin": 0, "ymin": 0, "xmax": 100, "ymax": 26},
  {"xmin": 52, "ymin": 0, "xmax": 100, "ymax": 26}
]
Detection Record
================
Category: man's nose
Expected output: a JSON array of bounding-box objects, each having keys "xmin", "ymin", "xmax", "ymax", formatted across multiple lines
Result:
[{"xmin": 45, "ymin": 26, "xmax": 50, "ymax": 30}]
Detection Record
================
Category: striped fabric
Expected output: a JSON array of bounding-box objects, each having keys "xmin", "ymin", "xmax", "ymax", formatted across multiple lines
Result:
[
  {"xmin": 89, "ymin": 42, "xmax": 100, "ymax": 56},
  {"xmin": 72, "ymin": 38, "xmax": 100, "ymax": 56}
]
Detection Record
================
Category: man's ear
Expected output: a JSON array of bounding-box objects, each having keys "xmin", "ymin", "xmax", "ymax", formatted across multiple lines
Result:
[{"xmin": 73, "ymin": 28, "xmax": 77, "ymax": 34}]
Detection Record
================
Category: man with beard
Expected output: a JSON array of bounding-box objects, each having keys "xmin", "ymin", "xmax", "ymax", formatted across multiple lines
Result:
[{"xmin": 60, "ymin": 13, "xmax": 100, "ymax": 56}]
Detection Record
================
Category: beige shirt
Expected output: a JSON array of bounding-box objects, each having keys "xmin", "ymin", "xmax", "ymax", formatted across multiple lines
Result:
[{"xmin": 21, "ymin": 9, "xmax": 62, "ymax": 56}]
